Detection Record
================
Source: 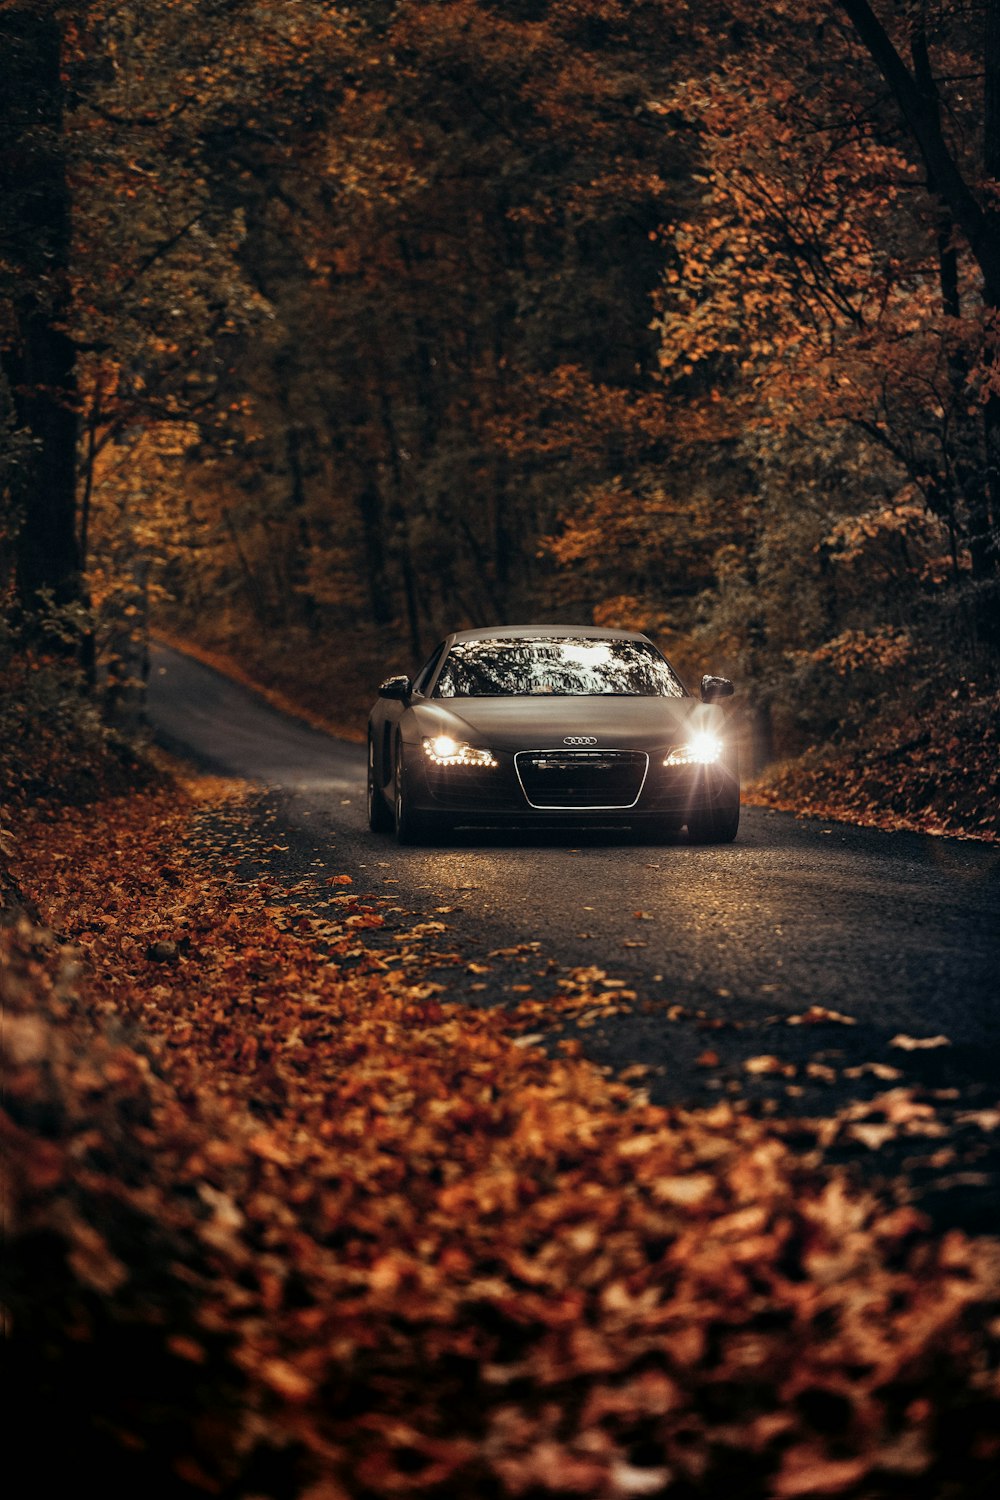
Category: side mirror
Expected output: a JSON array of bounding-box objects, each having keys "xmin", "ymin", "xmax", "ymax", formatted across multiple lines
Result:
[
  {"xmin": 378, "ymin": 674, "xmax": 411, "ymax": 701},
  {"xmin": 701, "ymin": 674, "xmax": 734, "ymax": 704}
]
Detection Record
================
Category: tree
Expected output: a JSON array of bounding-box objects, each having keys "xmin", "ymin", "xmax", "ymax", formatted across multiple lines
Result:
[
  {"xmin": 146, "ymin": 0, "xmax": 693, "ymax": 659},
  {"xmin": 8, "ymin": 0, "xmax": 993, "ymax": 760},
  {"xmin": 837, "ymin": 0, "xmax": 1000, "ymax": 634},
  {"xmin": 0, "ymin": 4, "xmax": 81, "ymax": 622}
]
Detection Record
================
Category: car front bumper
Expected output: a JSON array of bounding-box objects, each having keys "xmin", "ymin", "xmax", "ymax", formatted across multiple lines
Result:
[{"xmin": 407, "ymin": 748, "xmax": 738, "ymax": 826}]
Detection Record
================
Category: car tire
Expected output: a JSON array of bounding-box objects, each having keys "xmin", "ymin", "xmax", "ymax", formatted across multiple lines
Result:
[
  {"xmin": 367, "ymin": 734, "xmax": 394, "ymax": 832},
  {"xmin": 394, "ymin": 743, "xmax": 433, "ymax": 845},
  {"xmin": 687, "ymin": 792, "xmax": 740, "ymax": 844}
]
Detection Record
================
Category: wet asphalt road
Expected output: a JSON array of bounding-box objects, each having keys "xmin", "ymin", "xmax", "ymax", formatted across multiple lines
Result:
[{"xmin": 148, "ymin": 641, "xmax": 1000, "ymax": 1196}]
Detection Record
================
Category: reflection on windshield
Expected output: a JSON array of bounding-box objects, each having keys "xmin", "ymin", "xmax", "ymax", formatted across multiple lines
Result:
[{"xmin": 434, "ymin": 637, "xmax": 685, "ymax": 698}]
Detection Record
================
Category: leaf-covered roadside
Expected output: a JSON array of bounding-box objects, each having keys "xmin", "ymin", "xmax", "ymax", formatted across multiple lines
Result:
[
  {"xmin": 151, "ymin": 629, "xmax": 369, "ymax": 745},
  {"xmin": 0, "ymin": 619, "xmax": 163, "ymax": 814},
  {"xmin": 4, "ymin": 781, "xmax": 1000, "ymax": 1499},
  {"xmin": 745, "ymin": 690, "xmax": 1000, "ymax": 843}
]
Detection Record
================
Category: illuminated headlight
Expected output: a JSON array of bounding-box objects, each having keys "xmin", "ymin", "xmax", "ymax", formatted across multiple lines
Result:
[
  {"xmin": 664, "ymin": 732, "xmax": 724, "ymax": 766},
  {"xmin": 423, "ymin": 735, "xmax": 498, "ymax": 768}
]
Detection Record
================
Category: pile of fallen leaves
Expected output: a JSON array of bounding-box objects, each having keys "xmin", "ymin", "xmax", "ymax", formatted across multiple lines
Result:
[
  {"xmin": 746, "ymin": 688, "xmax": 1000, "ymax": 842},
  {"xmin": 4, "ymin": 783, "xmax": 1000, "ymax": 1498}
]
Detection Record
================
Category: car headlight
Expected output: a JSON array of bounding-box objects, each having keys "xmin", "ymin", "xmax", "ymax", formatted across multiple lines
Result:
[
  {"xmin": 423, "ymin": 735, "xmax": 498, "ymax": 768},
  {"xmin": 664, "ymin": 731, "xmax": 724, "ymax": 766}
]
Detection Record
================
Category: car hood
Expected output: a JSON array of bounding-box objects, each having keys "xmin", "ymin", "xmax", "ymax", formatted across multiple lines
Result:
[{"xmin": 406, "ymin": 695, "xmax": 724, "ymax": 751}]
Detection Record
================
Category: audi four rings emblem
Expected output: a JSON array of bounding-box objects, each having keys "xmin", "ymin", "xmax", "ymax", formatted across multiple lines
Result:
[{"xmin": 563, "ymin": 735, "xmax": 598, "ymax": 746}]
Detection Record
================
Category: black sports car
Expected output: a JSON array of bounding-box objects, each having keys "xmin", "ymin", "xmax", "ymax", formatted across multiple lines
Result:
[{"xmin": 367, "ymin": 626, "xmax": 739, "ymax": 844}]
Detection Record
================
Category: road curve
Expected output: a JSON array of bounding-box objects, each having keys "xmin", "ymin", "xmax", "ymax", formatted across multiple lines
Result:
[{"xmin": 148, "ymin": 641, "xmax": 1000, "ymax": 1060}]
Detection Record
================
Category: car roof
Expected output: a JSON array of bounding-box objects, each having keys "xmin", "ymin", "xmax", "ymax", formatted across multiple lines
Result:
[{"xmin": 445, "ymin": 624, "xmax": 652, "ymax": 644}]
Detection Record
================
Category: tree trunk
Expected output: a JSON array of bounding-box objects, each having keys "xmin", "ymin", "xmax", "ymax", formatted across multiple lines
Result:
[
  {"xmin": 840, "ymin": 0, "xmax": 1000, "ymax": 646},
  {"xmin": 356, "ymin": 472, "xmax": 393, "ymax": 626},
  {"xmin": 982, "ymin": 0, "xmax": 1000, "ymax": 622},
  {"xmin": 0, "ymin": 8, "xmax": 81, "ymax": 622},
  {"xmin": 840, "ymin": 0, "xmax": 1000, "ymax": 299}
]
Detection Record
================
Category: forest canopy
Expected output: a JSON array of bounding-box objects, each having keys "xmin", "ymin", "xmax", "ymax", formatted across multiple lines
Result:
[{"xmin": 1, "ymin": 0, "xmax": 998, "ymax": 764}]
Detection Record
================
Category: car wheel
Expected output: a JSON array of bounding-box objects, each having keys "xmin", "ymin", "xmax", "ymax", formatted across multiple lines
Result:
[
  {"xmin": 687, "ymin": 792, "xmax": 740, "ymax": 844},
  {"xmin": 394, "ymin": 743, "xmax": 432, "ymax": 845},
  {"xmin": 367, "ymin": 734, "xmax": 394, "ymax": 832}
]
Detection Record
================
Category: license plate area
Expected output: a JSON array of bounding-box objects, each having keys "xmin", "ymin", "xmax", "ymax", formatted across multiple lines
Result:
[{"xmin": 514, "ymin": 749, "xmax": 649, "ymax": 810}]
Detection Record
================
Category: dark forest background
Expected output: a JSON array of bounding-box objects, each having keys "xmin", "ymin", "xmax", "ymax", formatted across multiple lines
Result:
[{"xmin": 2, "ymin": 0, "xmax": 998, "ymax": 815}]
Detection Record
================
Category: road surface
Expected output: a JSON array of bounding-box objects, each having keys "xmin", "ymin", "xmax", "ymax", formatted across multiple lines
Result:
[{"xmin": 149, "ymin": 640, "xmax": 1000, "ymax": 1220}]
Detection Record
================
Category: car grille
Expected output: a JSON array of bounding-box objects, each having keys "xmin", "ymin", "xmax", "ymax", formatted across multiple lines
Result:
[{"xmin": 514, "ymin": 750, "xmax": 649, "ymax": 810}]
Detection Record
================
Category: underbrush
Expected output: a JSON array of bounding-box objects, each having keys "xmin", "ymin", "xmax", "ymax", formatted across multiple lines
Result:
[
  {"xmin": 0, "ymin": 628, "xmax": 161, "ymax": 814},
  {"xmin": 747, "ymin": 687, "xmax": 1000, "ymax": 841}
]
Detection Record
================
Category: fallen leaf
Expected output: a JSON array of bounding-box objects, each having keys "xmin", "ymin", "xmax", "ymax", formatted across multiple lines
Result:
[
  {"xmin": 843, "ymin": 1062, "xmax": 903, "ymax": 1080},
  {"xmin": 787, "ymin": 1005, "xmax": 856, "ymax": 1026},
  {"xmin": 955, "ymin": 1109, "xmax": 1000, "ymax": 1130},
  {"xmin": 653, "ymin": 1174, "xmax": 715, "ymax": 1206},
  {"xmin": 744, "ymin": 1055, "xmax": 789, "ymax": 1076},
  {"xmin": 806, "ymin": 1062, "xmax": 837, "ymax": 1083},
  {"xmin": 848, "ymin": 1122, "xmax": 896, "ymax": 1150}
]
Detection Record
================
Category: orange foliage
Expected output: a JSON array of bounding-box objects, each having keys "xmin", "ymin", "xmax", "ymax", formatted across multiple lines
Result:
[{"xmin": 795, "ymin": 627, "xmax": 913, "ymax": 677}]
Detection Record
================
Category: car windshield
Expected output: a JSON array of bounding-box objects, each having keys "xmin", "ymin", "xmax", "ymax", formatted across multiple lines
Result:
[{"xmin": 433, "ymin": 637, "xmax": 685, "ymax": 698}]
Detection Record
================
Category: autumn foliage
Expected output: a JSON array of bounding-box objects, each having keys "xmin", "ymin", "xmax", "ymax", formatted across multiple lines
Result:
[{"xmin": 4, "ymin": 778, "xmax": 1000, "ymax": 1498}]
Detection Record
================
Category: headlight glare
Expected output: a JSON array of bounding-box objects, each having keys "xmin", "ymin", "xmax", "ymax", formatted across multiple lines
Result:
[
  {"xmin": 423, "ymin": 735, "xmax": 497, "ymax": 768},
  {"xmin": 664, "ymin": 731, "xmax": 724, "ymax": 766}
]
